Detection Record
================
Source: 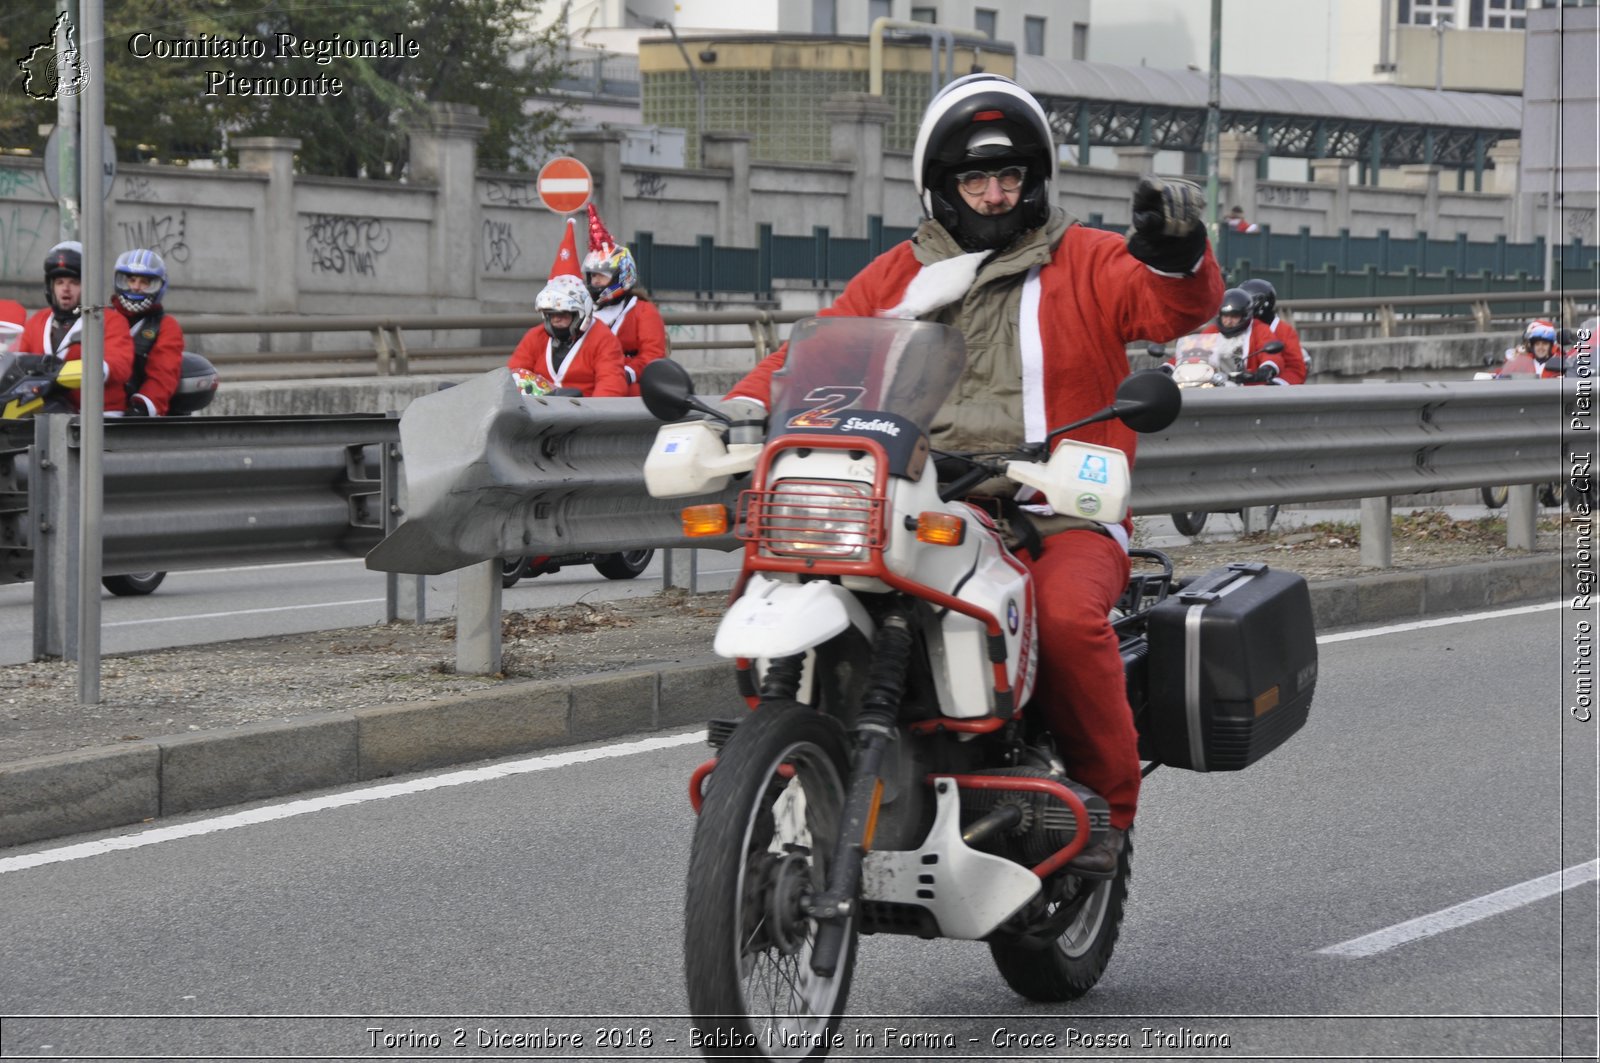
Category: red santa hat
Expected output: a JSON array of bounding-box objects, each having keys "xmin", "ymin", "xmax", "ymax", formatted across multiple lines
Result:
[
  {"xmin": 549, "ymin": 217, "xmax": 582, "ymax": 280},
  {"xmin": 585, "ymin": 203, "xmax": 617, "ymax": 261}
]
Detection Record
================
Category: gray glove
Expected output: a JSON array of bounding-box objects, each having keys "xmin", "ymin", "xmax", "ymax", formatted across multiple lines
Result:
[
  {"xmin": 713, "ymin": 396, "xmax": 768, "ymax": 446},
  {"xmin": 1126, "ymin": 176, "xmax": 1208, "ymax": 275}
]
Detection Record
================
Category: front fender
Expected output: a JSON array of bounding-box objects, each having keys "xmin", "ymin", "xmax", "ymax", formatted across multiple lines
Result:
[{"xmin": 713, "ymin": 574, "xmax": 876, "ymax": 659}]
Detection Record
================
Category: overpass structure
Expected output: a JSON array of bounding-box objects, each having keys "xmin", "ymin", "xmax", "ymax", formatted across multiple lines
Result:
[{"xmin": 1017, "ymin": 55, "xmax": 1521, "ymax": 189}]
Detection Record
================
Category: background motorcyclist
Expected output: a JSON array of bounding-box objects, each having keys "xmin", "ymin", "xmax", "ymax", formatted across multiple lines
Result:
[
  {"xmin": 109, "ymin": 248, "xmax": 184, "ymax": 416},
  {"xmin": 1239, "ymin": 277, "xmax": 1309, "ymax": 382},
  {"xmin": 1504, "ymin": 319, "xmax": 1563, "ymax": 378},
  {"xmin": 719, "ymin": 73, "xmax": 1223, "ymax": 876},
  {"xmin": 1199, "ymin": 286, "xmax": 1305, "ymax": 385},
  {"xmin": 507, "ymin": 220, "xmax": 628, "ymax": 398},
  {"xmin": 15, "ymin": 241, "xmax": 136, "ymax": 413},
  {"xmin": 584, "ymin": 204, "xmax": 669, "ymax": 398}
]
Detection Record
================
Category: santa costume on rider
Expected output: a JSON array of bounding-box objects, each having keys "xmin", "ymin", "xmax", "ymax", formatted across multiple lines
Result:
[
  {"xmin": 583, "ymin": 205, "xmax": 669, "ymax": 397},
  {"xmin": 507, "ymin": 219, "xmax": 628, "ymax": 398}
]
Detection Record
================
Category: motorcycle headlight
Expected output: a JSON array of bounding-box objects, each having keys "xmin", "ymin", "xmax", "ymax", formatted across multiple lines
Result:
[{"xmin": 750, "ymin": 479, "xmax": 878, "ymax": 561}]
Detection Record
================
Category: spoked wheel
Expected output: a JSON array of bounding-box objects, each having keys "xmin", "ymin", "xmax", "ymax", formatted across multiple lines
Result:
[
  {"xmin": 102, "ymin": 572, "xmax": 166, "ymax": 596},
  {"xmin": 684, "ymin": 701, "xmax": 855, "ymax": 1058},
  {"xmin": 500, "ymin": 557, "xmax": 528, "ymax": 589},
  {"xmin": 1170, "ymin": 511, "xmax": 1209, "ymax": 537},
  {"xmin": 988, "ymin": 830, "xmax": 1132, "ymax": 1001},
  {"xmin": 594, "ymin": 548, "xmax": 654, "ymax": 580},
  {"xmin": 1481, "ymin": 485, "xmax": 1509, "ymax": 509}
]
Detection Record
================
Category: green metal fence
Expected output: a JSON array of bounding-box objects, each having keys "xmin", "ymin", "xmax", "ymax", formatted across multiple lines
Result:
[{"xmin": 630, "ymin": 216, "xmax": 1597, "ymax": 300}]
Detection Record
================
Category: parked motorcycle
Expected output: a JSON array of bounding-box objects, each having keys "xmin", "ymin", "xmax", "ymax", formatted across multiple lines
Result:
[
  {"xmin": 0, "ymin": 347, "xmax": 220, "ymax": 595},
  {"xmin": 499, "ymin": 548, "xmax": 656, "ymax": 588},
  {"xmin": 641, "ymin": 318, "xmax": 1318, "ymax": 1055},
  {"xmin": 1145, "ymin": 332, "xmax": 1285, "ymax": 537}
]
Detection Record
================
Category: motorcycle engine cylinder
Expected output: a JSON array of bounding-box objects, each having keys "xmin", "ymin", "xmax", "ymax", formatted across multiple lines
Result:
[{"xmin": 955, "ymin": 767, "xmax": 1110, "ymax": 866}]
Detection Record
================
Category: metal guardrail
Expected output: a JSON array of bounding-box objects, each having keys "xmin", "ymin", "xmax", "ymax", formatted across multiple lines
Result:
[
  {"xmin": 1, "ymin": 372, "xmax": 1585, "ymax": 664},
  {"xmin": 180, "ymin": 290, "xmax": 1597, "ymax": 380}
]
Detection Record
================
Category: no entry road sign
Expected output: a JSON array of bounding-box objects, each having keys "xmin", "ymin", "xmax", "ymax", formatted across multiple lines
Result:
[{"xmin": 537, "ymin": 156, "xmax": 593, "ymax": 214}]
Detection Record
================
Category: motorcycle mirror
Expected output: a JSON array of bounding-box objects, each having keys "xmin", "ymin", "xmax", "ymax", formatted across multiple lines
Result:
[
  {"xmin": 1260, "ymin": 341, "xmax": 1285, "ymax": 355},
  {"xmin": 1110, "ymin": 370, "xmax": 1183, "ymax": 433},
  {"xmin": 1146, "ymin": 343, "xmax": 1167, "ymax": 359},
  {"xmin": 639, "ymin": 359, "xmax": 723, "ymax": 422}
]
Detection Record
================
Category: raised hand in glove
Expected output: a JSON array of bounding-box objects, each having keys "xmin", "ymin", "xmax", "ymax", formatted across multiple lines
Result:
[{"xmin": 1126, "ymin": 176, "xmax": 1208, "ymax": 275}]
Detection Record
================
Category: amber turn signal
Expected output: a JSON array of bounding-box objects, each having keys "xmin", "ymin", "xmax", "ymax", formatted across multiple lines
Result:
[
  {"xmin": 682, "ymin": 504, "xmax": 729, "ymax": 536},
  {"xmin": 915, "ymin": 512, "xmax": 965, "ymax": 546}
]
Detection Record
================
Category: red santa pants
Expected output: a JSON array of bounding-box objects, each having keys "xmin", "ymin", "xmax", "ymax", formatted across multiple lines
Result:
[{"xmin": 1021, "ymin": 527, "xmax": 1141, "ymax": 830}]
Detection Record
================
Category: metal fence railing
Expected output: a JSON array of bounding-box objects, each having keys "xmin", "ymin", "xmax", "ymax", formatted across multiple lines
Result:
[
  {"xmin": 178, "ymin": 290, "xmax": 1599, "ymax": 382},
  {"xmin": 3, "ymin": 375, "xmax": 1583, "ymax": 667}
]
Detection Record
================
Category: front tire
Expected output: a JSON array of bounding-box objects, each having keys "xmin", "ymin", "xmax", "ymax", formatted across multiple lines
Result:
[
  {"xmin": 684, "ymin": 701, "xmax": 855, "ymax": 1057},
  {"xmin": 989, "ymin": 830, "xmax": 1132, "ymax": 1002},
  {"xmin": 594, "ymin": 548, "xmax": 654, "ymax": 580},
  {"xmin": 500, "ymin": 557, "xmax": 527, "ymax": 589},
  {"xmin": 1481, "ymin": 485, "xmax": 1509, "ymax": 509},
  {"xmin": 102, "ymin": 572, "xmax": 165, "ymax": 596},
  {"xmin": 1170, "ymin": 511, "xmax": 1209, "ymax": 537}
]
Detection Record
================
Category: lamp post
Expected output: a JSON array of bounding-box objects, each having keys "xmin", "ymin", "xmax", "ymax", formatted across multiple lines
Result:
[{"xmin": 1433, "ymin": 13, "xmax": 1452, "ymax": 92}]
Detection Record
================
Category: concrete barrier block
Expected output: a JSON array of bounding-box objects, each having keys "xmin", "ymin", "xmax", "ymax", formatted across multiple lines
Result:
[
  {"xmin": 570, "ymin": 671, "xmax": 657, "ymax": 741},
  {"xmin": 159, "ymin": 714, "xmax": 357, "ymax": 817},
  {"xmin": 1353, "ymin": 570, "xmax": 1428, "ymax": 625},
  {"xmin": 355, "ymin": 683, "xmax": 568, "ymax": 779},
  {"xmin": 659, "ymin": 658, "xmax": 742, "ymax": 728},
  {"xmin": 0, "ymin": 745, "xmax": 161, "ymax": 849}
]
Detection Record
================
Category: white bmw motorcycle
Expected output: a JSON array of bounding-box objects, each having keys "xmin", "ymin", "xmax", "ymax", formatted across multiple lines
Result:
[{"xmin": 641, "ymin": 317, "xmax": 1316, "ymax": 1058}]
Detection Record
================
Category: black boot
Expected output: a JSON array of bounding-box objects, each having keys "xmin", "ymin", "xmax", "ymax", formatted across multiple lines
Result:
[{"xmin": 1064, "ymin": 827, "xmax": 1125, "ymax": 880}]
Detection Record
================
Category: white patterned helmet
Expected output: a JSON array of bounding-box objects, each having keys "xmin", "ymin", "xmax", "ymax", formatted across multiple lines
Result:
[{"xmin": 535, "ymin": 275, "xmax": 594, "ymax": 342}]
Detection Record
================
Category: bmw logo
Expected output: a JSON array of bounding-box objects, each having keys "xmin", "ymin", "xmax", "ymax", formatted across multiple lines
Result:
[{"xmin": 1006, "ymin": 600, "xmax": 1019, "ymax": 634}]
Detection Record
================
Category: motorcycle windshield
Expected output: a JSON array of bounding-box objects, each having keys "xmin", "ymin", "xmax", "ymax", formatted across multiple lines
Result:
[
  {"xmin": 1173, "ymin": 332, "xmax": 1244, "ymax": 370},
  {"xmin": 769, "ymin": 316, "xmax": 968, "ymax": 438}
]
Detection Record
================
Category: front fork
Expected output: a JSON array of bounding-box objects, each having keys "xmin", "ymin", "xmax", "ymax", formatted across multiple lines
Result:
[{"xmin": 804, "ymin": 607, "xmax": 915, "ymax": 978}]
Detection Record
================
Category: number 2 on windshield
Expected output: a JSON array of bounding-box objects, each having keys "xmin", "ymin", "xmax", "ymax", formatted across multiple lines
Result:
[{"xmin": 787, "ymin": 385, "xmax": 867, "ymax": 429}]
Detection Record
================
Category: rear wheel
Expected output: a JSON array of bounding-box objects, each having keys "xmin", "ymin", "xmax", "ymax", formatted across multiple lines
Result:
[
  {"xmin": 989, "ymin": 831, "xmax": 1132, "ymax": 1002},
  {"xmin": 102, "ymin": 572, "xmax": 165, "ymax": 596},
  {"xmin": 500, "ymin": 557, "xmax": 527, "ymax": 589},
  {"xmin": 1170, "ymin": 511, "xmax": 1209, "ymax": 537},
  {"xmin": 594, "ymin": 548, "xmax": 654, "ymax": 580},
  {"xmin": 1481, "ymin": 485, "xmax": 1509, "ymax": 509},
  {"xmin": 684, "ymin": 701, "xmax": 855, "ymax": 1057}
]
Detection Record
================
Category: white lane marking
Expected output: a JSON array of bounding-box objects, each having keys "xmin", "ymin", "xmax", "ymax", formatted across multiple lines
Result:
[
  {"xmin": 103, "ymin": 599, "xmax": 385, "ymax": 627},
  {"xmin": 1317, "ymin": 600, "xmax": 1563, "ymax": 644},
  {"xmin": 0, "ymin": 730, "xmax": 708, "ymax": 876},
  {"xmin": 1319, "ymin": 860, "xmax": 1599, "ymax": 957}
]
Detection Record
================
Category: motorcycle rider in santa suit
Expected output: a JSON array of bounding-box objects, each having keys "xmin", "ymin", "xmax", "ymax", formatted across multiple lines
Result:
[
  {"xmin": 1197, "ymin": 286, "xmax": 1307, "ymax": 385},
  {"xmin": 16, "ymin": 240, "xmax": 137, "ymax": 413},
  {"xmin": 1239, "ymin": 277, "xmax": 1309, "ymax": 381},
  {"xmin": 717, "ymin": 73, "xmax": 1223, "ymax": 875}
]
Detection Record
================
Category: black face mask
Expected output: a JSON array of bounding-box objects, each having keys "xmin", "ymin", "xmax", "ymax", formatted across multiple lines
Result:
[{"xmin": 544, "ymin": 314, "xmax": 574, "ymax": 344}]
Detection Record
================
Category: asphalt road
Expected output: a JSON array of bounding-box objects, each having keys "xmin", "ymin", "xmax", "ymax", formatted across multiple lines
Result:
[{"xmin": 1, "ymin": 607, "xmax": 1593, "ymax": 1060}]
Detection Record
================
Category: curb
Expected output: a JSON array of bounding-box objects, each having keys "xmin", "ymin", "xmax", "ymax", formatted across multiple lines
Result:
[{"xmin": 0, "ymin": 556, "xmax": 1562, "ymax": 851}]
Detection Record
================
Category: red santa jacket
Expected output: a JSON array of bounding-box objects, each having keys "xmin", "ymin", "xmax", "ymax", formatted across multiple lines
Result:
[
  {"xmin": 1198, "ymin": 317, "xmax": 1306, "ymax": 385},
  {"xmin": 507, "ymin": 317, "xmax": 628, "ymax": 397},
  {"xmin": 595, "ymin": 295, "xmax": 669, "ymax": 397},
  {"xmin": 17, "ymin": 307, "xmax": 136, "ymax": 413},
  {"xmin": 1264, "ymin": 315, "xmax": 1309, "ymax": 383},
  {"xmin": 727, "ymin": 225, "xmax": 1223, "ymax": 466},
  {"xmin": 112, "ymin": 305, "xmax": 185, "ymax": 415}
]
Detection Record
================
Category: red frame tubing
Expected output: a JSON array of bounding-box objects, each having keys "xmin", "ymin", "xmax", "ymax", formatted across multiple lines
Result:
[
  {"xmin": 689, "ymin": 758, "xmax": 717, "ymax": 814},
  {"xmin": 932, "ymin": 773, "xmax": 1091, "ymax": 878},
  {"xmin": 730, "ymin": 433, "xmax": 1016, "ymax": 714}
]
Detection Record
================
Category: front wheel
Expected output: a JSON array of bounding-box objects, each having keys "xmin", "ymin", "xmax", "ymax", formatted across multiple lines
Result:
[
  {"xmin": 1540, "ymin": 482, "xmax": 1563, "ymax": 508},
  {"xmin": 684, "ymin": 701, "xmax": 855, "ymax": 1057},
  {"xmin": 989, "ymin": 830, "xmax": 1132, "ymax": 1002},
  {"xmin": 1481, "ymin": 485, "xmax": 1509, "ymax": 509},
  {"xmin": 102, "ymin": 572, "xmax": 166, "ymax": 596},
  {"xmin": 500, "ymin": 557, "xmax": 527, "ymax": 589},
  {"xmin": 1170, "ymin": 511, "xmax": 1209, "ymax": 537},
  {"xmin": 594, "ymin": 548, "xmax": 654, "ymax": 580}
]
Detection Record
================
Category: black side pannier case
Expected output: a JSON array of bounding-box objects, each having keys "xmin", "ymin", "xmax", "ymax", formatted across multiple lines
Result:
[{"xmin": 1138, "ymin": 562, "xmax": 1318, "ymax": 771}]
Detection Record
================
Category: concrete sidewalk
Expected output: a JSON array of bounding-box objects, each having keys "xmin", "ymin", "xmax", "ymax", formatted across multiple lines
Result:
[{"xmin": 0, "ymin": 555, "xmax": 1560, "ymax": 851}]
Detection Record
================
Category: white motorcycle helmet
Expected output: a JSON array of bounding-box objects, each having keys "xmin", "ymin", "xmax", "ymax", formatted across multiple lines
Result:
[
  {"xmin": 535, "ymin": 275, "xmax": 595, "ymax": 343},
  {"xmin": 911, "ymin": 73, "xmax": 1057, "ymax": 252}
]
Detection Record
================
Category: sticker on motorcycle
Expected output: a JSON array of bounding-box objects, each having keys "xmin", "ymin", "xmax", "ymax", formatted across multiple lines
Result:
[
  {"xmin": 786, "ymin": 385, "xmax": 867, "ymax": 430},
  {"xmin": 1075, "ymin": 492, "xmax": 1102, "ymax": 516},
  {"xmin": 1078, "ymin": 454, "xmax": 1109, "ymax": 484}
]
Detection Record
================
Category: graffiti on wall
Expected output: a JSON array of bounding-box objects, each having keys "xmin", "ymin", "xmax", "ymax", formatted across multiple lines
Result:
[
  {"xmin": 634, "ymin": 172, "xmax": 668, "ymax": 199},
  {"xmin": 482, "ymin": 219, "xmax": 521, "ymax": 272},
  {"xmin": 121, "ymin": 176, "xmax": 158, "ymax": 202},
  {"xmin": 484, "ymin": 180, "xmax": 541, "ymax": 208},
  {"xmin": 305, "ymin": 213, "xmax": 392, "ymax": 276},
  {"xmin": 0, "ymin": 205, "xmax": 52, "ymax": 281},
  {"xmin": 0, "ymin": 169, "xmax": 47, "ymax": 199},
  {"xmin": 117, "ymin": 210, "xmax": 191, "ymax": 264}
]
